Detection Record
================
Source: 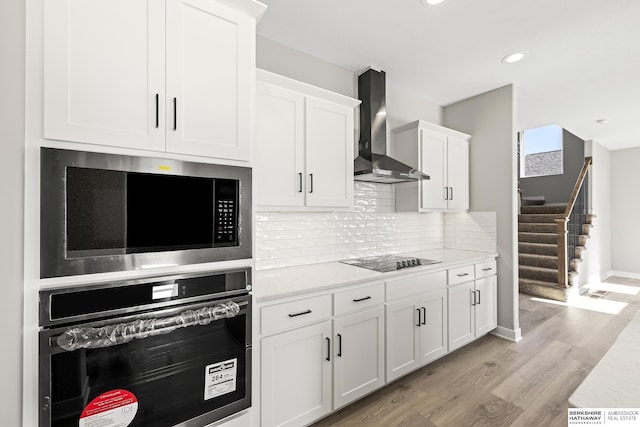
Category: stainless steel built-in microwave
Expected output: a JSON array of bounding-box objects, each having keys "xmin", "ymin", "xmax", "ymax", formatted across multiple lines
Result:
[{"xmin": 40, "ymin": 148, "xmax": 252, "ymax": 278}]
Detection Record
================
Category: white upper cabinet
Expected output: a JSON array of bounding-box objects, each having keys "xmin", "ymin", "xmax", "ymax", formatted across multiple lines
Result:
[
  {"xmin": 305, "ymin": 97, "xmax": 354, "ymax": 208},
  {"xmin": 255, "ymin": 83, "xmax": 306, "ymax": 207},
  {"xmin": 44, "ymin": 0, "xmax": 265, "ymax": 161},
  {"xmin": 255, "ymin": 70, "xmax": 360, "ymax": 210},
  {"xmin": 393, "ymin": 120, "xmax": 470, "ymax": 212},
  {"xmin": 44, "ymin": 0, "xmax": 165, "ymax": 152}
]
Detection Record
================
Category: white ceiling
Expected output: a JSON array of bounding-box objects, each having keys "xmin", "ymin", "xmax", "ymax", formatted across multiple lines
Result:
[{"xmin": 256, "ymin": 0, "xmax": 640, "ymax": 151}]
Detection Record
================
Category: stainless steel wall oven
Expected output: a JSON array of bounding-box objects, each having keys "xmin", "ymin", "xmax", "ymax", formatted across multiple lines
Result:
[
  {"xmin": 39, "ymin": 268, "xmax": 252, "ymax": 427},
  {"xmin": 40, "ymin": 148, "xmax": 252, "ymax": 278}
]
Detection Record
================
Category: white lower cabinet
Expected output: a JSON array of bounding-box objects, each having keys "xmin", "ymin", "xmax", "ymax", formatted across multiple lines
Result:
[
  {"xmin": 448, "ymin": 265, "xmax": 498, "ymax": 352},
  {"xmin": 259, "ymin": 258, "xmax": 497, "ymax": 427},
  {"xmin": 333, "ymin": 306, "xmax": 385, "ymax": 409},
  {"xmin": 261, "ymin": 321, "xmax": 332, "ymax": 427},
  {"xmin": 260, "ymin": 284, "xmax": 385, "ymax": 426},
  {"xmin": 386, "ymin": 286, "xmax": 447, "ymax": 382}
]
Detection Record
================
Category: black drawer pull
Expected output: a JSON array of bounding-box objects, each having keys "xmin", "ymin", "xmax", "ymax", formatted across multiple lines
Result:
[
  {"xmin": 422, "ymin": 307, "xmax": 426, "ymax": 325},
  {"xmin": 416, "ymin": 308, "xmax": 421, "ymax": 327},
  {"xmin": 482, "ymin": 267, "xmax": 493, "ymax": 271},
  {"xmin": 337, "ymin": 333, "xmax": 342, "ymax": 357},
  {"xmin": 353, "ymin": 296, "xmax": 372, "ymax": 303},
  {"xmin": 457, "ymin": 273, "xmax": 470, "ymax": 277},
  {"xmin": 288, "ymin": 309, "xmax": 312, "ymax": 318}
]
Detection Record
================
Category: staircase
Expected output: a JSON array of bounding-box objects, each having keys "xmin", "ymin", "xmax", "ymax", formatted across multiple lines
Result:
[{"xmin": 518, "ymin": 204, "xmax": 594, "ymax": 301}]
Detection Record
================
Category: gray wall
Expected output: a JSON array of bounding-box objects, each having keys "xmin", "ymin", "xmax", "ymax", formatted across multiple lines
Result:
[
  {"xmin": 443, "ymin": 85, "xmax": 521, "ymax": 341},
  {"xmin": 0, "ymin": 0, "xmax": 25, "ymax": 424},
  {"xmin": 611, "ymin": 147, "xmax": 640, "ymax": 275},
  {"xmin": 519, "ymin": 129, "xmax": 585, "ymax": 204},
  {"xmin": 256, "ymin": 36, "xmax": 443, "ymax": 131}
]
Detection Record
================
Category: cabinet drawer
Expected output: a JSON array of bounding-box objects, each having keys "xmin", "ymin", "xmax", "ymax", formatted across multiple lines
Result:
[
  {"xmin": 448, "ymin": 264, "xmax": 475, "ymax": 285},
  {"xmin": 334, "ymin": 283, "xmax": 384, "ymax": 316},
  {"xmin": 261, "ymin": 294, "xmax": 332, "ymax": 335},
  {"xmin": 386, "ymin": 271, "xmax": 446, "ymax": 301},
  {"xmin": 476, "ymin": 260, "xmax": 497, "ymax": 279}
]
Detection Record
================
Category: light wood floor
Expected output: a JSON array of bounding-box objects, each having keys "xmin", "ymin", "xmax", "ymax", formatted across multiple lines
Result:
[{"xmin": 312, "ymin": 276, "xmax": 640, "ymax": 427}]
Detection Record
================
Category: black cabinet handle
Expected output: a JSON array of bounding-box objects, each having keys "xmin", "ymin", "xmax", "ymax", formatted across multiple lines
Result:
[
  {"xmin": 309, "ymin": 174, "xmax": 314, "ymax": 193},
  {"xmin": 288, "ymin": 309, "xmax": 311, "ymax": 318},
  {"xmin": 421, "ymin": 307, "xmax": 426, "ymax": 325},
  {"xmin": 326, "ymin": 337, "xmax": 331, "ymax": 361},
  {"xmin": 416, "ymin": 308, "xmax": 421, "ymax": 327},
  {"xmin": 173, "ymin": 97, "xmax": 177, "ymax": 131},
  {"xmin": 155, "ymin": 93, "xmax": 159, "ymax": 128},
  {"xmin": 477, "ymin": 290, "xmax": 481, "ymax": 305},
  {"xmin": 471, "ymin": 290, "xmax": 476, "ymax": 306},
  {"xmin": 444, "ymin": 186, "xmax": 449, "ymax": 201},
  {"xmin": 450, "ymin": 187, "xmax": 454, "ymax": 200},
  {"xmin": 482, "ymin": 267, "xmax": 493, "ymax": 271},
  {"xmin": 337, "ymin": 333, "xmax": 342, "ymax": 357},
  {"xmin": 298, "ymin": 173, "xmax": 303, "ymax": 193},
  {"xmin": 457, "ymin": 273, "xmax": 469, "ymax": 277},
  {"xmin": 353, "ymin": 296, "xmax": 372, "ymax": 302}
]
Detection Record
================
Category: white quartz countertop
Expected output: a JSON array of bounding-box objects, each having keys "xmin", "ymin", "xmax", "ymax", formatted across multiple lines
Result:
[{"xmin": 252, "ymin": 248, "xmax": 497, "ymax": 302}]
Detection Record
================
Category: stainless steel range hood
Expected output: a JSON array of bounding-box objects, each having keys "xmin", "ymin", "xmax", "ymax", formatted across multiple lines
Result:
[{"xmin": 354, "ymin": 68, "xmax": 430, "ymax": 184}]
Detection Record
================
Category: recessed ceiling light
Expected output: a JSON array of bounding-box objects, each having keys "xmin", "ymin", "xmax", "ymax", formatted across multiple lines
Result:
[
  {"xmin": 501, "ymin": 52, "xmax": 526, "ymax": 64},
  {"xmin": 421, "ymin": 0, "xmax": 447, "ymax": 6}
]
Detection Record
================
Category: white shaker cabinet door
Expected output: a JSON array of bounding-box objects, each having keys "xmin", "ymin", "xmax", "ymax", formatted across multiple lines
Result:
[
  {"xmin": 475, "ymin": 275, "xmax": 498, "ymax": 336},
  {"xmin": 419, "ymin": 288, "xmax": 448, "ymax": 365},
  {"xmin": 385, "ymin": 298, "xmax": 420, "ymax": 382},
  {"xmin": 448, "ymin": 281, "xmax": 475, "ymax": 352},
  {"xmin": 419, "ymin": 130, "xmax": 447, "ymax": 210},
  {"xmin": 305, "ymin": 97, "xmax": 354, "ymax": 208},
  {"xmin": 44, "ymin": 0, "xmax": 165, "ymax": 151},
  {"xmin": 254, "ymin": 83, "xmax": 306, "ymax": 207},
  {"xmin": 446, "ymin": 136, "xmax": 469, "ymax": 211},
  {"xmin": 165, "ymin": 0, "xmax": 252, "ymax": 161},
  {"xmin": 333, "ymin": 306, "xmax": 385, "ymax": 409},
  {"xmin": 261, "ymin": 322, "xmax": 332, "ymax": 427}
]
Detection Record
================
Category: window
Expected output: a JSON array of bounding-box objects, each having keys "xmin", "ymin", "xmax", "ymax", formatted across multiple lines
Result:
[{"xmin": 520, "ymin": 124, "xmax": 563, "ymax": 178}]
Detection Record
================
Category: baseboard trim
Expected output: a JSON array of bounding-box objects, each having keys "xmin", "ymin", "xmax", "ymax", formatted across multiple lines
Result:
[
  {"xmin": 606, "ymin": 271, "xmax": 640, "ymax": 280},
  {"xmin": 491, "ymin": 326, "xmax": 522, "ymax": 342}
]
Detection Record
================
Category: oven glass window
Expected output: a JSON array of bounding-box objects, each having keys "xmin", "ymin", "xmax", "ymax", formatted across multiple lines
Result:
[{"xmin": 47, "ymin": 313, "xmax": 248, "ymax": 427}]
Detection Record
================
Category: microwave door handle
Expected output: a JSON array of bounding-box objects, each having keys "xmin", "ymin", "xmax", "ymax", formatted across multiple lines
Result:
[{"xmin": 55, "ymin": 300, "xmax": 247, "ymax": 351}]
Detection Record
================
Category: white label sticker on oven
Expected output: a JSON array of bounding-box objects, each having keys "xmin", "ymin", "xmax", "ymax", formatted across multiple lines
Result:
[
  {"xmin": 79, "ymin": 389, "xmax": 138, "ymax": 427},
  {"xmin": 204, "ymin": 358, "xmax": 238, "ymax": 400}
]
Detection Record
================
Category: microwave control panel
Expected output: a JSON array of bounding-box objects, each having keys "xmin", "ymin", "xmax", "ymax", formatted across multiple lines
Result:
[{"xmin": 214, "ymin": 180, "xmax": 239, "ymax": 247}]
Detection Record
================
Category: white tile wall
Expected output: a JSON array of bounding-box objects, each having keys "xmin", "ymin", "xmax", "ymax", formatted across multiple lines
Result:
[
  {"xmin": 255, "ymin": 182, "xmax": 444, "ymax": 270},
  {"xmin": 444, "ymin": 212, "xmax": 498, "ymax": 253},
  {"xmin": 255, "ymin": 182, "xmax": 498, "ymax": 270}
]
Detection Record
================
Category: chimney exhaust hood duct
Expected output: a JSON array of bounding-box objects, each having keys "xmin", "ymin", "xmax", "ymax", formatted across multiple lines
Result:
[{"xmin": 354, "ymin": 68, "xmax": 430, "ymax": 184}]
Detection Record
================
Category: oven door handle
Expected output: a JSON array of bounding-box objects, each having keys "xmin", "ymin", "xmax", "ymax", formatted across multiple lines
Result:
[{"xmin": 55, "ymin": 301, "xmax": 246, "ymax": 351}]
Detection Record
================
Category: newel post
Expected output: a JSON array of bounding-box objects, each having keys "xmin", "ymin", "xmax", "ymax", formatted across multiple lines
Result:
[{"xmin": 556, "ymin": 217, "xmax": 569, "ymax": 288}]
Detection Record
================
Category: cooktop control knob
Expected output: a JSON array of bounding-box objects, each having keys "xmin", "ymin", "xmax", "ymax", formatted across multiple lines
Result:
[{"xmin": 396, "ymin": 261, "xmax": 402, "ymax": 269}]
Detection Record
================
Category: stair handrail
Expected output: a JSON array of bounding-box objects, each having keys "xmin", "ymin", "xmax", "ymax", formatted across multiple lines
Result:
[{"xmin": 555, "ymin": 156, "xmax": 593, "ymax": 287}]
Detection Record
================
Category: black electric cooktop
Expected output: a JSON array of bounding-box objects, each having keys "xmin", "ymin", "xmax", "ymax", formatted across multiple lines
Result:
[{"xmin": 340, "ymin": 255, "xmax": 441, "ymax": 272}]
